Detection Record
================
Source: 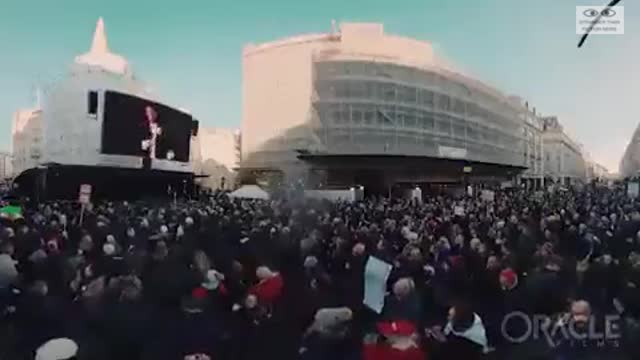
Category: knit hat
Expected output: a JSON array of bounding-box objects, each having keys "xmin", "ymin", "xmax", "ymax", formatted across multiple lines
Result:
[
  {"xmin": 499, "ymin": 268, "xmax": 518, "ymax": 290},
  {"xmin": 35, "ymin": 338, "xmax": 78, "ymax": 360}
]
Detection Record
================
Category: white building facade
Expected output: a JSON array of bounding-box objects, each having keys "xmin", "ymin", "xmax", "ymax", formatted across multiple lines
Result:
[
  {"xmin": 620, "ymin": 123, "xmax": 640, "ymax": 178},
  {"xmin": 511, "ymin": 97, "xmax": 544, "ymax": 188},
  {"xmin": 242, "ymin": 22, "xmax": 525, "ymax": 181},
  {"xmin": 541, "ymin": 116, "xmax": 586, "ymax": 185},
  {"xmin": 194, "ymin": 128, "xmax": 241, "ymax": 189},
  {"xmin": 585, "ymin": 160, "xmax": 609, "ymax": 181},
  {"xmin": 13, "ymin": 17, "xmax": 195, "ymax": 177},
  {"xmin": 12, "ymin": 108, "xmax": 43, "ymax": 176},
  {"xmin": 42, "ymin": 18, "xmax": 163, "ymax": 170},
  {"xmin": 592, "ymin": 163, "xmax": 609, "ymax": 179},
  {"xmin": 0, "ymin": 151, "xmax": 13, "ymax": 180}
]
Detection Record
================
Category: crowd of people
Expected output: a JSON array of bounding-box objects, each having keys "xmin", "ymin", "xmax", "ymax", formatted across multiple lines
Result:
[{"xmin": 1, "ymin": 183, "xmax": 640, "ymax": 360}]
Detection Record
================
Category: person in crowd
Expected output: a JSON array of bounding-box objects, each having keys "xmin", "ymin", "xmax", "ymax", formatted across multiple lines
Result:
[{"xmin": 0, "ymin": 184, "xmax": 638, "ymax": 360}]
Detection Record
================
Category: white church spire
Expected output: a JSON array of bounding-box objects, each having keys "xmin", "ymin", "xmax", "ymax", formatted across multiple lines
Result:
[
  {"xmin": 90, "ymin": 17, "xmax": 109, "ymax": 54},
  {"xmin": 74, "ymin": 17, "xmax": 131, "ymax": 76}
]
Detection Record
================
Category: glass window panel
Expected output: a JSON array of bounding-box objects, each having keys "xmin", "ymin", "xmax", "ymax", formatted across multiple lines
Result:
[
  {"xmin": 467, "ymin": 103, "xmax": 479, "ymax": 118},
  {"xmin": 400, "ymin": 109, "xmax": 417, "ymax": 128},
  {"xmin": 439, "ymin": 94, "xmax": 451, "ymax": 112},
  {"xmin": 320, "ymin": 62, "xmax": 338, "ymax": 77},
  {"xmin": 436, "ymin": 115, "xmax": 451, "ymax": 135},
  {"xmin": 377, "ymin": 110, "xmax": 387, "ymax": 126},
  {"xmin": 453, "ymin": 120, "xmax": 465, "ymax": 137},
  {"xmin": 379, "ymin": 83, "xmax": 396, "ymax": 101},
  {"xmin": 378, "ymin": 105, "xmax": 395, "ymax": 126},
  {"xmin": 349, "ymin": 81, "xmax": 366, "ymax": 98},
  {"xmin": 352, "ymin": 105, "xmax": 363, "ymax": 125},
  {"xmin": 327, "ymin": 84, "xmax": 336, "ymax": 98},
  {"xmin": 339, "ymin": 105, "xmax": 350, "ymax": 125},
  {"xmin": 348, "ymin": 62, "xmax": 363, "ymax": 75},
  {"xmin": 406, "ymin": 87, "xmax": 417, "ymax": 103},
  {"xmin": 485, "ymin": 131, "xmax": 496, "ymax": 144},
  {"xmin": 467, "ymin": 124, "xmax": 478, "ymax": 141},
  {"xmin": 364, "ymin": 108, "xmax": 375, "ymax": 126},
  {"xmin": 396, "ymin": 110, "xmax": 406, "ymax": 127},
  {"xmin": 364, "ymin": 81, "xmax": 375, "ymax": 98},
  {"xmin": 453, "ymin": 99, "xmax": 465, "ymax": 115},
  {"xmin": 314, "ymin": 80, "xmax": 328, "ymax": 97},
  {"xmin": 415, "ymin": 112, "xmax": 424, "ymax": 129},
  {"xmin": 396, "ymin": 86, "xmax": 407, "ymax": 103},
  {"xmin": 364, "ymin": 62, "xmax": 378, "ymax": 76},
  {"xmin": 335, "ymin": 81, "xmax": 348, "ymax": 98},
  {"xmin": 330, "ymin": 105, "xmax": 341, "ymax": 125},
  {"xmin": 341, "ymin": 62, "xmax": 351, "ymax": 75},
  {"xmin": 423, "ymin": 112, "xmax": 435, "ymax": 130},
  {"xmin": 478, "ymin": 108, "xmax": 489, "ymax": 123},
  {"xmin": 405, "ymin": 86, "xmax": 415, "ymax": 103},
  {"xmin": 376, "ymin": 64, "xmax": 393, "ymax": 79},
  {"xmin": 422, "ymin": 89, "xmax": 434, "ymax": 107},
  {"xmin": 404, "ymin": 109, "xmax": 422, "ymax": 129},
  {"xmin": 422, "ymin": 71, "xmax": 435, "ymax": 86},
  {"xmin": 417, "ymin": 89, "xmax": 425, "ymax": 106}
]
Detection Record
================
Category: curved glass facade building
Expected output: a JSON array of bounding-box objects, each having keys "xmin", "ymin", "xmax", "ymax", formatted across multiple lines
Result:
[
  {"xmin": 241, "ymin": 23, "xmax": 525, "ymax": 185},
  {"xmin": 313, "ymin": 60, "xmax": 522, "ymax": 166}
]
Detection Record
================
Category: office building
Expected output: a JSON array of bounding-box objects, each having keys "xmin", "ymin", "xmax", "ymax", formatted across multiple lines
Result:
[
  {"xmin": 12, "ymin": 108, "xmax": 43, "ymax": 176},
  {"xmin": 541, "ymin": 116, "xmax": 586, "ymax": 185},
  {"xmin": 194, "ymin": 128, "xmax": 241, "ymax": 189},
  {"xmin": 242, "ymin": 22, "xmax": 526, "ymax": 192}
]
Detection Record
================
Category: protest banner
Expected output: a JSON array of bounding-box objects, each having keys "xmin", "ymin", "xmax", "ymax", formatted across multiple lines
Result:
[{"xmin": 363, "ymin": 256, "xmax": 392, "ymax": 314}]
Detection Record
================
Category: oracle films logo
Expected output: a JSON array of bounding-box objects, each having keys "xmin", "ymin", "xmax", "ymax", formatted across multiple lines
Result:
[{"xmin": 501, "ymin": 312, "xmax": 622, "ymax": 348}]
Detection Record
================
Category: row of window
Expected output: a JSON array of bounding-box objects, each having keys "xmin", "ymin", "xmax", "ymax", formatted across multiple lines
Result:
[
  {"xmin": 315, "ymin": 102, "xmax": 521, "ymax": 149},
  {"xmin": 315, "ymin": 61, "xmax": 517, "ymax": 121},
  {"xmin": 315, "ymin": 79, "xmax": 519, "ymax": 133},
  {"xmin": 317, "ymin": 61, "xmax": 471, "ymax": 99}
]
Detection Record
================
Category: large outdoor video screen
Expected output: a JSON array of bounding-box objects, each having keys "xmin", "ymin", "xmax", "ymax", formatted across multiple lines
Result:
[{"xmin": 102, "ymin": 91, "xmax": 192, "ymax": 162}]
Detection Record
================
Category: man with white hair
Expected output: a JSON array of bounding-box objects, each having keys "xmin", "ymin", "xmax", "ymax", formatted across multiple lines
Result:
[
  {"xmin": 35, "ymin": 338, "xmax": 78, "ymax": 360},
  {"xmin": 381, "ymin": 277, "xmax": 421, "ymax": 326},
  {"xmin": 0, "ymin": 242, "xmax": 18, "ymax": 289}
]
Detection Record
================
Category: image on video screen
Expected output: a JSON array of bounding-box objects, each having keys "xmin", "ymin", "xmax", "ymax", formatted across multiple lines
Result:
[{"xmin": 102, "ymin": 91, "xmax": 192, "ymax": 162}]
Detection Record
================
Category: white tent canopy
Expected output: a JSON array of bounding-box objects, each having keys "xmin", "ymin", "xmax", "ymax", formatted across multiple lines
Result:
[{"xmin": 228, "ymin": 185, "xmax": 269, "ymax": 200}]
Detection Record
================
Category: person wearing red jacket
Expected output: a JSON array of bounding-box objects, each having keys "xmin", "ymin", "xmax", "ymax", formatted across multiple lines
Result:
[
  {"xmin": 248, "ymin": 266, "xmax": 284, "ymax": 305},
  {"xmin": 363, "ymin": 320, "xmax": 426, "ymax": 360}
]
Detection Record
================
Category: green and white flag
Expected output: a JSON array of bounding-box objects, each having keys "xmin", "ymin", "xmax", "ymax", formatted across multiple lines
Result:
[{"xmin": 0, "ymin": 205, "xmax": 22, "ymax": 220}]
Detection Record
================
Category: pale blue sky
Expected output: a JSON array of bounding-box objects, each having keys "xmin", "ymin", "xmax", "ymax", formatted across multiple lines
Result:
[{"xmin": 0, "ymin": 0, "xmax": 637, "ymax": 171}]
